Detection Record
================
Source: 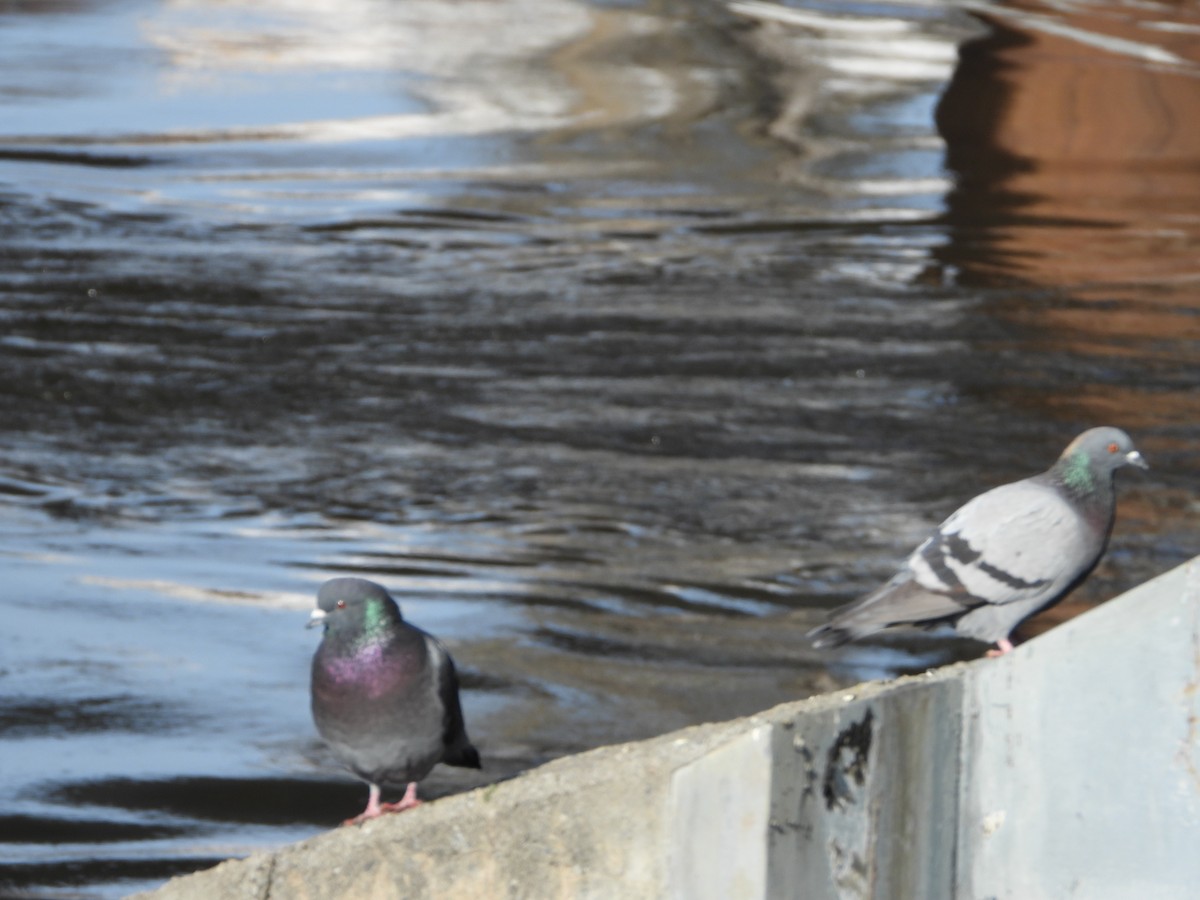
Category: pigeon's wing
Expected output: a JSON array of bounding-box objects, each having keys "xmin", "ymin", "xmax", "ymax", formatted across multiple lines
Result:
[
  {"xmin": 909, "ymin": 478, "xmax": 1098, "ymax": 608},
  {"xmin": 426, "ymin": 635, "xmax": 481, "ymax": 770}
]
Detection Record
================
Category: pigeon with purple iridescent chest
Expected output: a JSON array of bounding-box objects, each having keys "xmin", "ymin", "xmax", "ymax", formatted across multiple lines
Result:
[
  {"xmin": 308, "ymin": 577, "xmax": 480, "ymax": 825},
  {"xmin": 808, "ymin": 427, "xmax": 1147, "ymax": 656}
]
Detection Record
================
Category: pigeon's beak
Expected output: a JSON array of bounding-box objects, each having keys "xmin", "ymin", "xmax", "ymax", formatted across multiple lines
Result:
[
  {"xmin": 1126, "ymin": 450, "xmax": 1149, "ymax": 470},
  {"xmin": 306, "ymin": 608, "xmax": 327, "ymax": 630}
]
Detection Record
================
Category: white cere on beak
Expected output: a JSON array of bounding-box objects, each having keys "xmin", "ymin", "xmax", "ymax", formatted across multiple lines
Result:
[
  {"xmin": 307, "ymin": 608, "xmax": 328, "ymax": 629},
  {"xmin": 1126, "ymin": 450, "xmax": 1149, "ymax": 469}
]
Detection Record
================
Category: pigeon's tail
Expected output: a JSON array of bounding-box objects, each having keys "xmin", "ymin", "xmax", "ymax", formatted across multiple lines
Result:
[
  {"xmin": 806, "ymin": 614, "xmax": 887, "ymax": 648},
  {"xmin": 808, "ymin": 576, "xmax": 968, "ymax": 648},
  {"xmin": 445, "ymin": 741, "xmax": 481, "ymax": 770},
  {"xmin": 806, "ymin": 623, "xmax": 854, "ymax": 649},
  {"xmin": 807, "ymin": 585, "xmax": 903, "ymax": 648}
]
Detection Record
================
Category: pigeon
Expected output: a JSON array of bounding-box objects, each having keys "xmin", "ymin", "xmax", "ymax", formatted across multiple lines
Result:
[
  {"xmin": 308, "ymin": 577, "xmax": 480, "ymax": 825},
  {"xmin": 809, "ymin": 427, "xmax": 1147, "ymax": 656}
]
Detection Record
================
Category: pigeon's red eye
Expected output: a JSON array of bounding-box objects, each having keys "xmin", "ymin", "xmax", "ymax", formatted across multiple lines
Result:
[
  {"xmin": 336, "ymin": 599, "xmax": 347, "ymax": 609},
  {"xmin": 1107, "ymin": 442, "xmax": 1119, "ymax": 454}
]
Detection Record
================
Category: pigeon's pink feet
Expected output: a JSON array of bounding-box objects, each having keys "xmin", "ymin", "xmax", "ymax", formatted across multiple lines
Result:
[
  {"xmin": 985, "ymin": 638, "xmax": 1016, "ymax": 658},
  {"xmin": 379, "ymin": 782, "xmax": 423, "ymax": 814},
  {"xmin": 342, "ymin": 783, "xmax": 422, "ymax": 826},
  {"xmin": 343, "ymin": 783, "xmax": 386, "ymax": 826}
]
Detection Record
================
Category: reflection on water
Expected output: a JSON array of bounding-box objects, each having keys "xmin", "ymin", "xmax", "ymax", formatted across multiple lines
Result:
[
  {"xmin": 939, "ymin": 0, "xmax": 1200, "ymax": 289},
  {"xmin": 0, "ymin": 0, "xmax": 1197, "ymax": 895},
  {"xmin": 934, "ymin": 0, "xmax": 1200, "ymax": 480}
]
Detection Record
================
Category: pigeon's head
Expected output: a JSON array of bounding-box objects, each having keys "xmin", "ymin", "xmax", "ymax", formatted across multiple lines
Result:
[
  {"xmin": 308, "ymin": 577, "xmax": 402, "ymax": 634},
  {"xmin": 1062, "ymin": 427, "xmax": 1148, "ymax": 476}
]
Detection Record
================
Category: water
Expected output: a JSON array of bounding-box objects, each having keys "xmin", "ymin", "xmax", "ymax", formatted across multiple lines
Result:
[{"xmin": 0, "ymin": 0, "xmax": 1197, "ymax": 895}]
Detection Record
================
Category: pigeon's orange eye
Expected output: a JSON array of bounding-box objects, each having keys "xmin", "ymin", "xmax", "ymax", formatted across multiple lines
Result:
[
  {"xmin": 1107, "ymin": 442, "xmax": 1119, "ymax": 453},
  {"xmin": 336, "ymin": 599, "xmax": 347, "ymax": 609}
]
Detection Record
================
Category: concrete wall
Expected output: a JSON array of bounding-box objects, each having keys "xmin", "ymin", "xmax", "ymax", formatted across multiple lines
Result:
[
  {"xmin": 957, "ymin": 556, "xmax": 1200, "ymax": 900},
  {"xmin": 138, "ymin": 555, "xmax": 1200, "ymax": 900}
]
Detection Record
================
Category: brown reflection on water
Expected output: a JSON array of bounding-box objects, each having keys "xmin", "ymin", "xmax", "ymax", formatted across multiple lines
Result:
[
  {"xmin": 936, "ymin": 0, "xmax": 1200, "ymax": 419},
  {"xmin": 938, "ymin": 0, "xmax": 1200, "ymax": 293}
]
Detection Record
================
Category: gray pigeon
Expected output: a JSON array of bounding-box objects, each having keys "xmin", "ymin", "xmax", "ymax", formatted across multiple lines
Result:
[
  {"xmin": 809, "ymin": 427, "xmax": 1147, "ymax": 655},
  {"xmin": 308, "ymin": 577, "xmax": 480, "ymax": 825}
]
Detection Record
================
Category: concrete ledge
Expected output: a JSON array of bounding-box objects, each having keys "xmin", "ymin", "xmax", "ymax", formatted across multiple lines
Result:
[
  {"xmin": 138, "ymin": 556, "xmax": 1200, "ymax": 900},
  {"xmin": 957, "ymin": 556, "xmax": 1200, "ymax": 900}
]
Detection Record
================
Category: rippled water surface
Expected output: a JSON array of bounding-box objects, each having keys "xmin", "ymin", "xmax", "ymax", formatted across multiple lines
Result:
[{"xmin": 1, "ymin": 0, "xmax": 1198, "ymax": 895}]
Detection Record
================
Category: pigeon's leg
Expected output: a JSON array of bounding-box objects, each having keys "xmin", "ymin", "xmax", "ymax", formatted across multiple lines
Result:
[
  {"xmin": 380, "ymin": 782, "xmax": 423, "ymax": 813},
  {"xmin": 342, "ymin": 783, "xmax": 385, "ymax": 826},
  {"xmin": 985, "ymin": 638, "xmax": 1016, "ymax": 658}
]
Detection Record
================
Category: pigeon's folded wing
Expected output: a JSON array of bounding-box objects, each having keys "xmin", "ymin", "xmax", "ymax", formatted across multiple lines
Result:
[
  {"xmin": 910, "ymin": 479, "xmax": 1097, "ymax": 609},
  {"xmin": 427, "ymin": 635, "xmax": 481, "ymax": 770}
]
